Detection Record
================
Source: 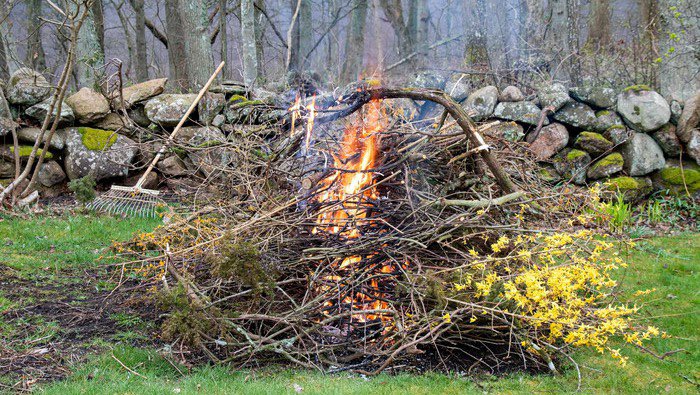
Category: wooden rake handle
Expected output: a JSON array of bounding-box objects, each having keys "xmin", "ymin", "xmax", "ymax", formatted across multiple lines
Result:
[{"xmin": 135, "ymin": 61, "xmax": 226, "ymax": 190}]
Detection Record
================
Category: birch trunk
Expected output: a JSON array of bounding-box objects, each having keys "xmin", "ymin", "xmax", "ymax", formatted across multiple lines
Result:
[{"xmin": 75, "ymin": 0, "xmax": 105, "ymax": 88}]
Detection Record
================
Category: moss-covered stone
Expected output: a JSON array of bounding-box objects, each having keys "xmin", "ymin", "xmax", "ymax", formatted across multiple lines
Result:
[
  {"xmin": 10, "ymin": 145, "xmax": 53, "ymax": 159},
  {"xmin": 566, "ymin": 149, "xmax": 588, "ymax": 160},
  {"xmin": 228, "ymin": 94, "xmax": 248, "ymax": 104},
  {"xmin": 77, "ymin": 127, "xmax": 117, "ymax": 151},
  {"xmin": 602, "ymin": 176, "xmax": 652, "ymax": 202},
  {"xmin": 623, "ymin": 84, "xmax": 653, "ymax": 93},
  {"xmin": 587, "ymin": 153, "xmax": 623, "ymax": 180},
  {"xmin": 575, "ymin": 131, "xmax": 614, "ymax": 156},
  {"xmin": 652, "ymin": 160, "xmax": 700, "ymax": 196},
  {"xmin": 595, "ymin": 110, "xmax": 611, "ymax": 117}
]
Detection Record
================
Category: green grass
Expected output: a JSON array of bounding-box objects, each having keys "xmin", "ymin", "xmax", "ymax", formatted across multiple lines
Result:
[
  {"xmin": 0, "ymin": 215, "xmax": 697, "ymax": 394},
  {"xmin": 0, "ymin": 213, "xmax": 160, "ymax": 273}
]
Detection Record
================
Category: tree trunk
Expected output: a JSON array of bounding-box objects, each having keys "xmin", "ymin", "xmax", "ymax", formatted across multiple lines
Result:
[
  {"xmin": 288, "ymin": 0, "xmax": 300, "ymax": 71},
  {"xmin": 340, "ymin": 0, "xmax": 368, "ymax": 83},
  {"xmin": 0, "ymin": 0, "xmax": 20, "ymax": 78},
  {"xmin": 165, "ymin": 1, "xmax": 190, "ymax": 90},
  {"xmin": 75, "ymin": 0, "xmax": 106, "ymax": 88},
  {"xmin": 416, "ymin": 0, "xmax": 429, "ymax": 65},
  {"xmin": 586, "ymin": 0, "xmax": 612, "ymax": 49},
  {"xmin": 545, "ymin": 0, "xmax": 571, "ymax": 81},
  {"xmin": 26, "ymin": 0, "xmax": 47, "ymax": 70},
  {"xmin": 378, "ymin": 0, "xmax": 414, "ymax": 62},
  {"xmin": 133, "ymin": 0, "xmax": 148, "ymax": 81},
  {"xmin": 178, "ymin": 0, "xmax": 214, "ymax": 89},
  {"xmin": 298, "ymin": 0, "xmax": 313, "ymax": 68},
  {"xmin": 241, "ymin": 0, "xmax": 259, "ymax": 87},
  {"xmin": 254, "ymin": 0, "xmax": 267, "ymax": 79},
  {"xmin": 219, "ymin": 0, "xmax": 228, "ymax": 79}
]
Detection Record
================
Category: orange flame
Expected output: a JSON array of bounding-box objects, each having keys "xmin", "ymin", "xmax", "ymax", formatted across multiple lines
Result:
[{"xmin": 312, "ymin": 100, "xmax": 395, "ymax": 324}]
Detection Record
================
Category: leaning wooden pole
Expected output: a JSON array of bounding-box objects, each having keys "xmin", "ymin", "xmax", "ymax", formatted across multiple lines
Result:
[{"xmin": 319, "ymin": 87, "xmax": 520, "ymax": 195}]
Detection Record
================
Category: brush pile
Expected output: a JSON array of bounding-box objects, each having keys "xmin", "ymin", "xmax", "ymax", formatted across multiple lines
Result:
[{"xmin": 116, "ymin": 87, "xmax": 658, "ymax": 375}]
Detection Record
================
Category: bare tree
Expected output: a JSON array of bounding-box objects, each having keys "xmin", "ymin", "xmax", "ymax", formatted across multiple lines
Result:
[
  {"xmin": 586, "ymin": 0, "xmax": 612, "ymax": 49},
  {"xmin": 378, "ymin": 0, "xmax": 415, "ymax": 62},
  {"xmin": 340, "ymin": 0, "xmax": 368, "ymax": 83},
  {"xmin": 75, "ymin": 0, "xmax": 106, "ymax": 88},
  {"xmin": 27, "ymin": 0, "xmax": 47, "ymax": 70},
  {"xmin": 0, "ymin": 0, "xmax": 20, "ymax": 77},
  {"xmin": 242, "ymin": 0, "xmax": 258, "ymax": 87},
  {"xmin": 178, "ymin": 0, "xmax": 214, "ymax": 89},
  {"xmin": 132, "ymin": 0, "xmax": 148, "ymax": 81},
  {"xmin": 165, "ymin": 1, "xmax": 190, "ymax": 89}
]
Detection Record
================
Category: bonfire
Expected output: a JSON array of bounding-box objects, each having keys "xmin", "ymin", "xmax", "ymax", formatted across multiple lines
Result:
[{"xmin": 116, "ymin": 86, "xmax": 659, "ymax": 375}]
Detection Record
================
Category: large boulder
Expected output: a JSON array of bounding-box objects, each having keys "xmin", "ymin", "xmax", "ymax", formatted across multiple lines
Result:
[
  {"xmin": 65, "ymin": 87, "xmax": 110, "ymax": 123},
  {"xmin": 553, "ymin": 149, "xmax": 591, "ymax": 185},
  {"xmin": 650, "ymin": 124, "xmax": 682, "ymax": 156},
  {"xmin": 113, "ymin": 78, "xmax": 167, "ymax": 109},
  {"xmin": 498, "ymin": 86, "xmax": 525, "ymax": 102},
  {"xmin": 528, "ymin": 123, "xmax": 569, "ymax": 160},
  {"xmin": 63, "ymin": 127, "xmax": 137, "ymax": 181},
  {"xmin": 177, "ymin": 126, "xmax": 230, "ymax": 177},
  {"xmin": 574, "ymin": 131, "xmax": 614, "ymax": 156},
  {"xmin": 619, "ymin": 132, "xmax": 665, "ymax": 176},
  {"xmin": 569, "ymin": 86, "xmax": 616, "ymax": 109},
  {"xmin": 464, "ymin": 86, "xmax": 498, "ymax": 120},
  {"xmin": 25, "ymin": 99, "xmax": 75, "ymax": 126},
  {"xmin": 198, "ymin": 92, "xmax": 226, "ymax": 125},
  {"xmin": 617, "ymin": 88, "xmax": 671, "ymax": 132},
  {"xmin": 587, "ymin": 153, "xmax": 624, "ymax": 180},
  {"xmin": 445, "ymin": 74, "xmax": 470, "ymax": 101},
  {"xmin": 553, "ymin": 102, "xmax": 596, "ymax": 130},
  {"xmin": 677, "ymin": 91, "xmax": 699, "ymax": 143},
  {"xmin": 17, "ymin": 127, "xmax": 66, "ymax": 150},
  {"xmin": 37, "ymin": 161, "xmax": 66, "ymax": 187},
  {"xmin": 5, "ymin": 68, "xmax": 52, "ymax": 105},
  {"xmin": 537, "ymin": 83, "xmax": 571, "ymax": 111},
  {"xmin": 493, "ymin": 101, "xmax": 547, "ymax": 126},
  {"xmin": 651, "ymin": 159, "xmax": 700, "ymax": 197},
  {"xmin": 144, "ymin": 94, "xmax": 197, "ymax": 126}
]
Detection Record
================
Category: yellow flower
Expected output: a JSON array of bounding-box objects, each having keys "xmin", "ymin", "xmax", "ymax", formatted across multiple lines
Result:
[{"xmin": 442, "ymin": 313, "xmax": 451, "ymax": 323}]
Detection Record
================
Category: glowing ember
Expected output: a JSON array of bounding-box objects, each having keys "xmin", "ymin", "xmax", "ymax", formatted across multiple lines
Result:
[{"xmin": 311, "ymin": 100, "xmax": 397, "ymax": 324}]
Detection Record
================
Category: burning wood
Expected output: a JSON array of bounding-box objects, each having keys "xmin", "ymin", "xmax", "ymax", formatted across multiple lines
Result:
[{"xmin": 114, "ymin": 86, "xmax": 658, "ymax": 376}]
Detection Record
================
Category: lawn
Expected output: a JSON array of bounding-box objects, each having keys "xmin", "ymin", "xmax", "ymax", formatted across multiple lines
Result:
[{"xmin": 0, "ymin": 213, "xmax": 697, "ymax": 394}]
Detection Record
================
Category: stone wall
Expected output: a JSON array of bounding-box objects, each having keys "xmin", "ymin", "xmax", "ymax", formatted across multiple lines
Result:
[{"xmin": 1, "ymin": 67, "xmax": 699, "ymax": 201}]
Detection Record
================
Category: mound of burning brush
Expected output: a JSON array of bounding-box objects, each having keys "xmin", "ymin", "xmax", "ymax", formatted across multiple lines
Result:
[{"xmin": 115, "ymin": 88, "xmax": 660, "ymax": 375}]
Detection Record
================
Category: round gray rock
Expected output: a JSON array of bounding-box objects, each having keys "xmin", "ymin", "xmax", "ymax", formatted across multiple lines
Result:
[
  {"xmin": 65, "ymin": 87, "xmax": 110, "ymax": 124},
  {"xmin": 465, "ymin": 86, "xmax": 498, "ymax": 120},
  {"xmin": 537, "ymin": 83, "xmax": 571, "ymax": 111},
  {"xmin": 37, "ymin": 161, "xmax": 66, "ymax": 187},
  {"xmin": 620, "ymin": 132, "xmax": 666, "ymax": 176},
  {"xmin": 498, "ymin": 86, "xmax": 524, "ymax": 102},
  {"xmin": 493, "ymin": 101, "xmax": 547, "ymax": 126},
  {"xmin": 144, "ymin": 94, "xmax": 197, "ymax": 127},
  {"xmin": 553, "ymin": 102, "xmax": 597, "ymax": 130},
  {"xmin": 63, "ymin": 127, "xmax": 137, "ymax": 181},
  {"xmin": 6, "ymin": 68, "xmax": 51, "ymax": 105},
  {"xmin": 617, "ymin": 90, "xmax": 671, "ymax": 132},
  {"xmin": 25, "ymin": 99, "xmax": 75, "ymax": 126}
]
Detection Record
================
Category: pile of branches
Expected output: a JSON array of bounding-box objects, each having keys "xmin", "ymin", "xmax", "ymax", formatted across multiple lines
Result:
[{"xmin": 115, "ymin": 87, "xmax": 652, "ymax": 375}]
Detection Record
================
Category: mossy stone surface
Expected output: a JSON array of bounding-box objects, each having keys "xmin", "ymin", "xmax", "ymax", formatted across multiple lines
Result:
[
  {"xmin": 623, "ymin": 84, "xmax": 653, "ymax": 93},
  {"xmin": 587, "ymin": 153, "xmax": 623, "ymax": 180},
  {"xmin": 78, "ymin": 127, "xmax": 117, "ymax": 151},
  {"xmin": 575, "ymin": 131, "xmax": 614, "ymax": 156},
  {"xmin": 652, "ymin": 160, "xmax": 700, "ymax": 196},
  {"xmin": 603, "ymin": 176, "xmax": 652, "ymax": 202},
  {"xmin": 10, "ymin": 146, "xmax": 54, "ymax": 159}
]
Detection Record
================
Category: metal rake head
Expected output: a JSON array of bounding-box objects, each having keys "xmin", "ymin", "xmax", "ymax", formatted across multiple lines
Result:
[{"xmin": 86, "ymin": 185, "xmax": 164, "ymax": 218}]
